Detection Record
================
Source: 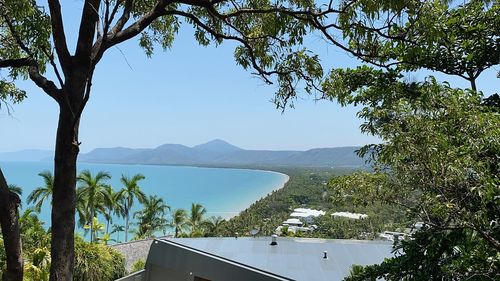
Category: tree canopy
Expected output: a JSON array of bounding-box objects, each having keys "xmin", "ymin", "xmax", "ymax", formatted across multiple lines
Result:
[
  {"xmin": 331, "ymin": 80, "xmax": 499, "ymax": 280},
  {"xmin": 320, "ymin": 1, "xmax": 500, "ymax": 277},
  {"xmin": 0, "ymin": 0, "xmax": 50, "ymax": 108},
  {"xmin": 0, "ymin": 0, "xmax": 498, "ymax": 280},
  {"xmin": 315, "ymin": 1, "xmax": 499, "ymax": 279},
  {"xmin": 315, "ymin": 0, "xmax": 500, "ymax": 91}
]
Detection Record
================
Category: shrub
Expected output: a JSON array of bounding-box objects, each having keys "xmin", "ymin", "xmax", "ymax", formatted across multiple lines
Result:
[
  {"xmin": 130, "ymin": 259, "xmax": 146, "ymax": 273},
  {"xmin": 74, "ymin": 237, "xmax": 126, "ymax": 281}
]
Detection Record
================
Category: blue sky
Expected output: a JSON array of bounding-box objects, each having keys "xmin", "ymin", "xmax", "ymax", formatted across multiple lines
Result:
[{"xmin": 0, "ymin": 3, "xmax": 498, "ymax": 153}]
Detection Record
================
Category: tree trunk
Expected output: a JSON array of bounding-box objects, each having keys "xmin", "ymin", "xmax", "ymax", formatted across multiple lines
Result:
[
  {"xmin": 105, "ymin": 215, "xmax": 110, "ymax": 235},
  {"xmin": 125, "ymin": 211, "xmax": 129, "ymax": 242},
  {"xmin": 0, "ymin": 169, "xmax": 23, "ymax": 281},
  {"xmin": 470, "ymin": 78, "xmax": 477, "ymax": 92},
  {"xmin": 90, "ymin": 208, "xmax": 94, "ymax": 243},
  {"xmin": 49, "ymin": 106, "xmax": 79, "ymax": 281}
]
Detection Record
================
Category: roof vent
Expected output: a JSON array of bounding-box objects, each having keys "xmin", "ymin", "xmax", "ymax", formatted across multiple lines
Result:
[
  {"xmin": 323, "ymin": 251, "xmax": 328, "ymax": 259},
  {"xmin": 270, "ymin": 234, "xmax": 278, "ymax": 246}
]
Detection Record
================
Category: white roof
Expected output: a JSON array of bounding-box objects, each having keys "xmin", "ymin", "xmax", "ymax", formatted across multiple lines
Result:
[
  {"xmin": 290, "ymin": 212, "xmax": 311, "ymax": 218},
  {"xmin": 291, "ymin": 208, "xmax": 325, "ymax": 218},
  {"xmin": 283, "ymin": 218, "xmax": 303, "ymax": 225},
  {"xmin": 331, "ymin": 212, "xmax": 368, "ymax": 220},
  {"xmin": 276, "ymin": 225, "xmax": 314, "ymax": 234}
]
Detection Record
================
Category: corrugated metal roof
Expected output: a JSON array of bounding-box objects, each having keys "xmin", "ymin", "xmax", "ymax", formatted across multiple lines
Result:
[{"xmin": 160, "ymin": 237, "xmax": 394, "ymax": 281}]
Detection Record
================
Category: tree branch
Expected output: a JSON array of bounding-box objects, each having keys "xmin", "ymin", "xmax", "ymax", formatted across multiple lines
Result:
[
  {"xmin": 28, "ymin": 62, "xmax": 60, "ymax": 102},
  {"xmin": 47, "ymin": 0, "xmax": 72, "ymax": 75},
  {"xmin": 42, "ymin": 48, "xmax": 64, "ymax": 88},
  {"xmin": 1, "ymin": 9, "xmax": 61, "ymax": 101},
  {"xmin": 91, "ymin": 0, "xmax": 120, "ymax": 64},
  {"xmin": 1, "ymin": 13, "xmax": 34, "ymax": 58},
  {"xmin": 475, "ymin": 225, "xmax": 500, "ymax": 252},
  {"xmin": 108, "ymin": 0, "xmax": 134, "ymax": 37},
  {"xmin": 72, "ymin": 70, "xmax": 94, "ymax": 147},
  {"xmin": 75, "ymin": 0, "xmax": 101, "ymax": 64},
  {"xmin": 0, "ymin": 58, "xmax": 30, "ymax": 68},
  {"xmin": 106, "ymin": 0, "xmax": 173, "ymax": 48},
  {"xmin": 170, "ymin": 10, "xmax": 275, "ymax": 83}
]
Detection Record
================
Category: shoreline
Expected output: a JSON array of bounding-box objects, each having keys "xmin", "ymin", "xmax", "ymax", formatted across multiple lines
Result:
[
  {"xmin": 223, "ymin": 172, "xmax": 290, "ymax": 220},
  {"xmin": 3, "ymin": 160, "xmax": 292, "ymax": 223},
  {"xmin": 75, "ymin": 161, "xmax": 293, "ymax": 220}
]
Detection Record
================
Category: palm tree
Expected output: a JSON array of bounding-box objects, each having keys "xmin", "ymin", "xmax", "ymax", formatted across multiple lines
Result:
[
  {"xmin": 189, "ymin": 203, "xmax": 206, "ymax": 237},
  {"xmin": 27, "ymin": 171, "xmax": 54, "ymax": 212},
  {"xmin": 97, "ymin": 233, "xmax": 116, "ymax": 245},
  {"xmin": 110, "ymin": 224, "xmax": 125, "ymax": 243},
  {"xmin": 75, "ymin": 198, "xmax": 89, "ymax": 234},
  {"xmin": 83, "ymin": 217, "xmax": 105, "ymax": 242},
  {"xmin": 116, "ymin": 173, "xmax": 146, "ymax": 242},
  {"xmin": 8, "ymin": 184, "xmax": 22, "ymax": 196},
  {"xmin": 102, "ymin": 185, "xmax": 118, "ymax": 234},
  {"xmin": 8, "ymin": 184, "xmax": 22, "ymax": 209},
  {"xmin": 19, "ymin": 209, "xmax": 50, "ymax": 250},
  {"xmin": 133, "ymin": 195, "xmax": 170, "ymax": 239},
  {"xmin": 171, "ymin": 209, "xmax": 188, "ymax": 238},
  {"xmin": 202, "ymin": 216, "xmax": 225, "ymax": 236},
  {"xmin": 77, "ymin": 170, "xmax": 112, "ymax": 242}
]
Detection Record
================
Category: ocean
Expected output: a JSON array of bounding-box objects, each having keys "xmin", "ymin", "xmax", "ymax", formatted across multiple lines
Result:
[{"xmin": 0, "ymin": 161, "xmax": 288, "ymax": 239}]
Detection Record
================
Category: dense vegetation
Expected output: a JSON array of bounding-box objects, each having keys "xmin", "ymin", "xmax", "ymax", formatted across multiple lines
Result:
[
  {"xmin": 20, "ymin": 170, "xmax": 228, "ymax": 242},
  {"xmin": 0, "ymin": 168, "xmax": 237, "ymax": 279},
  {"xmin": 214, "ymin": 167, "xmax": 406, "ymax": 239},
  {"xmin": 0, "ymin": 210, "xmax": 127, "ymax": 281},
  {"xmin": 330, "ymin": 79, "xmax": 499, "ymax": 281},
  {"xmin": 216, "ymin": 168, "xmax": 337, "ymax": 236},
  {"xmin": 318, "ymin": 0, "xmax": 500, "ymax": 279}
]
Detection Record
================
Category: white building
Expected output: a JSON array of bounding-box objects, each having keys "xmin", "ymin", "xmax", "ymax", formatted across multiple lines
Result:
[
  {"xmin": 331, "ymin": 211, "xmax": 368, "ymax": 220},
  {"xmin": 379, "ymin": 231, "xmax": 408, "ymax": 241},
  {"xmin": 282, "ymin": 218, "xmax": 303, "ymax": 226},
  {"xmin": 275, "ymin": 225, "xmax": 315, "ymax": 235},
  {"xmin": 290, "ymin": 208, "xmax": 325, "ymax": 224}
]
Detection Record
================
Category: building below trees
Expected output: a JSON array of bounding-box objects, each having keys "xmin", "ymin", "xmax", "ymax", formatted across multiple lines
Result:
[{"xmin": 118, "ymin": 237, "xmax": 394, "ymax": 281}]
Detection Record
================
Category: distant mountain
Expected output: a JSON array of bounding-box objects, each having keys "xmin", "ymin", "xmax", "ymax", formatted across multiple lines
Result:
[
  {"xmin": 0, "ymin": 149, "xmax": 54, "ymax": 162},
  {"xmin": 78, "ymin": 140, "xmax": 366, "ymax": 168},
  {"xmin": 77, "ymin": 147, "xmax": 149, "ymax": 163},
  {"xmin": 193, "ymin": 139, "xmax": 243, "ymax": 153}
]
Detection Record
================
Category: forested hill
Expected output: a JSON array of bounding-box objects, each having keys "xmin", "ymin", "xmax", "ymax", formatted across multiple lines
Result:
[{"xmin": 77, "ymin": 140, "xmax": 366, "ymax": 168}]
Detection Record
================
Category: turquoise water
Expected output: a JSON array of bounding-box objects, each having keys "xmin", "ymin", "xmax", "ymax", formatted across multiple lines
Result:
[{"xmin": 0, "ymin": 161, "xmax": 287, "ymax": 239}]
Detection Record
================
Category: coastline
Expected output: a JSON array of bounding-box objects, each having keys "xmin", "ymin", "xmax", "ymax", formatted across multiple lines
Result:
[
  {"xmin": 224, "ymin": 171, "xmax": 290, "ymax": 220},
  {"xmin": 2, "ymin": 160, "xmax": 291, "ymax": 223},
  {"xmin": 76, "ymin": 160, "xmax": 293, "ymax": 220}
]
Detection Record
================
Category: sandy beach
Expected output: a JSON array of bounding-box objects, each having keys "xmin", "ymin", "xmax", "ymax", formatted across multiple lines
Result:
[{"xmin": 221, "ymin": 171, "xmax": 290, "ymax": 220}]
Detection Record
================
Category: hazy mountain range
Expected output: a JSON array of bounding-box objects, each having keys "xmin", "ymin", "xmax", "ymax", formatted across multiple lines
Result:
[
  {"xmin": 0, "ymin": 140, "xmax": 366, "ymax": 168},
  {"xmin": 0, "ymin": 149, "xmax": 54, "ymax": 162}
]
